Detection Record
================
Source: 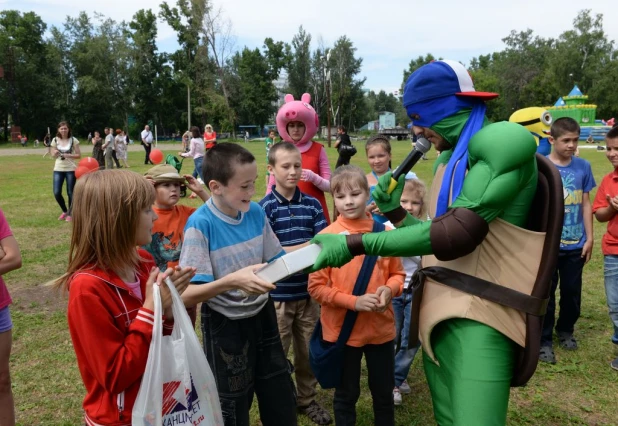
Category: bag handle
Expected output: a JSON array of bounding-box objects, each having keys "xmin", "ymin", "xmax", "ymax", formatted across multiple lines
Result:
[{"xmin": 334, "ymin": 221, "xmax": 385, "ymax": 348}]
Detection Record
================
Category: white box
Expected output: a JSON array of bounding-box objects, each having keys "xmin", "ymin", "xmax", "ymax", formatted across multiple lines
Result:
[{"xmin": 256, "ymin": 244, "xmax": 322, "ymax": 283}]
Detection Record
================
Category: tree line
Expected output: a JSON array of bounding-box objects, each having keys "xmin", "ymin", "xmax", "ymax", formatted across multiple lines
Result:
[{"xmin": 0, "ymin": 6, "xmax": 615, "ymax": 141}]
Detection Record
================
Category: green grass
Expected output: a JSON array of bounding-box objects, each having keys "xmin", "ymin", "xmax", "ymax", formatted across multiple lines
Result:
[{"xmin": 1, "ymin": 141, "xmax": 617, "ymax": 425}]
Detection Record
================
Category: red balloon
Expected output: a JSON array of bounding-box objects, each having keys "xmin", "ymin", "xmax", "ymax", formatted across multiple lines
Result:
[
  {"xmin": 150, "ymin": 149, "xmax": 164, "ymax": 164},
  {"xmin": 75, "ymin": 166, "xmax": 91, "ymax": 179},
  {"xmin": 79, "ymin": 157, "xmax": 100, "ymax": 171}
]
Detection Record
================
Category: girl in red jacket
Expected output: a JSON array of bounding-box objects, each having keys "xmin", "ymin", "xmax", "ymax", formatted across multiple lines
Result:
[{"xmin": 54, "ymin": 170, "xmax": 196, "ymax": 426}]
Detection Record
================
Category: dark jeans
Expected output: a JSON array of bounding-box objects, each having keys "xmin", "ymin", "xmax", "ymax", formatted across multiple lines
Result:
[
  {"xmin": 335, "ymin": 154, "xmax": 350, "ymax": 169},
  {"xmin": 112, "ymin": 150, "xmax": 120, "ymax": 167},
  {"xmin": 334, "ymin": 341, "xmax": 395, "ymax": 426},
  {"xmin": 541, "ymin": 249, "xmax": 585, "ymax": 346},
  {"xmin": 53, "ymin": 171, "xmax": 76, "ymax": 214},
  {"xmin": 143, "ymin": 142, "xmax": 152, "ymax": 164},
  {"xmin": 201, "ymin": 299, "xmax": 297, "ymax": 426}
]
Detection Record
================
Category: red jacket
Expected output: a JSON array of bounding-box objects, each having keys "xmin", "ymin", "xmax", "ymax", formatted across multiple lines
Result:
[{"xmin": 67, "ymin": 250, "xmax": 172, "ymax": 426}]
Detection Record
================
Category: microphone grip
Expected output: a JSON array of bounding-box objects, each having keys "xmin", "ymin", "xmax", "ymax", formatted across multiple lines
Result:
[{"xmin": 387, "ymin": 150, "xmax": 424, "ymax": 194}]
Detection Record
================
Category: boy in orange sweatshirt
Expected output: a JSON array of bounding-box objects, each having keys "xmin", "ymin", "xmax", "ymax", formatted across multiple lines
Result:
[{"xmin": 308, "ymin": 165, "xmax": 405, "ymax": 426}]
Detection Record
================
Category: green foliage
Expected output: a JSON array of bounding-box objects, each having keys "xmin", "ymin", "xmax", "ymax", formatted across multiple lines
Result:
[{"xmin": 286, "ymin": 26, "xmax": 312, "ymax": 99}]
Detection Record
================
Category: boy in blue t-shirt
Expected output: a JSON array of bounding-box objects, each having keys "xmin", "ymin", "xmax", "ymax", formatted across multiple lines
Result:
[
  {"xmin": 179, "ymin": 143, "xmax": 297, "ymax": 426},
  {"xmin": 258, "ymin": 142, "xmax": 331, "ymax": 425},
  {"xmin": 540, "ymin": 117, "xmax": 596, "ymax": 364}
]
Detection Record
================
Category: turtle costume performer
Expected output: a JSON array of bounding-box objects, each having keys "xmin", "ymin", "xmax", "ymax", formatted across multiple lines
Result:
[{"xmin": 310, "ymin": 60, "xmax": 563, "ymax": 425}]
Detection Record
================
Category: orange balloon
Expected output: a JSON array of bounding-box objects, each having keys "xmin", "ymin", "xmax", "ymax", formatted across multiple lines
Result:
[
  {"xmin": 150, "ymin": 149, "xmax": 164, "ymax": 164},
  {"xmin": 75, "ymin": 166, "xmax": 91, "ymax": 179},
  {"xmin": 79, "ymin": 157, "xmax": 99, "ymax": 171}
]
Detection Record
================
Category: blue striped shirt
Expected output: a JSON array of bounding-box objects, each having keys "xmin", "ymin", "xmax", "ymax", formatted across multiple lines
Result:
[{"xmin": 259, "ymin": 187, "xmax": 327, "ymax": 301}]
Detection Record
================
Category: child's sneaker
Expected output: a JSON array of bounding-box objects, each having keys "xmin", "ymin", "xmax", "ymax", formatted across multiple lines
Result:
[
  {"xmin": 298, "ymin": 400, "xmax": 332, "ymax": 425},
  {"xmin": 539, "ymin": 345, "xmax": 556, "ymax": 364},
  {"xmin": 611, "ymin": 356, "xmax": 618, "ymax": 371},
  {"xmin": 557, "ymin": 332, "xmax": 578, "ymax": 350},
  {"xmin": 58, "ymin": 212, "xmax": 68, "ymax": 220},
  {"xmin": 399, "ymin": 380, "xmax": 411, "ymax": 394},
  {"xmin": 65, "ymin": 215, "xmax": 72, "ymax": 222},
  {"xmin": 393, "ymin": 387, "xmax": 402, "ymax": 406}
]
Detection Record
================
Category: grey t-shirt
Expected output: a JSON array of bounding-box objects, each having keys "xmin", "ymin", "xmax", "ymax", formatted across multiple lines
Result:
[{"xmin": 179, "ymin": 198, "xmax": 284, "ymax": 319}]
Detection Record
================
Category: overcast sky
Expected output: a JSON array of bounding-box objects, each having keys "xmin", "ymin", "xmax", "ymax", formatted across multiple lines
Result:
[{"xmin": 8, "ymin": 0, "xmax": 618, "ymax": 94}]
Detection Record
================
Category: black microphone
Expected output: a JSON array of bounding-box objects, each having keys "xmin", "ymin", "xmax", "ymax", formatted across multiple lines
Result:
[{"xmin": 387, "ymin": 137, "xmax": 431, "ymax": 193}]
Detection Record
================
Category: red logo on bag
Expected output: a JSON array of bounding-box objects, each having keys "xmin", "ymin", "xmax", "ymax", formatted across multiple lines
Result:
[{"xmin": 162, "ymin": 376, "xmax": 200, "ymax": 416}]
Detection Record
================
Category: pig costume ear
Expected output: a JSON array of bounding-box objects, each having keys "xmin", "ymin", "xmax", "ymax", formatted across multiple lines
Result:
[{"xmin": 276, "ymin": 93, "xmax": 319, "ymax": 146}]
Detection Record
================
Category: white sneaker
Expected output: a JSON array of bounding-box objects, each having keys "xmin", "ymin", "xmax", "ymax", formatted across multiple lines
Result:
[
  {"xmin": 399, "ymin": 380, "xmax": 411, "ymax": 394},
  {"xmin": 393, "ymin": 387, "xmax": 402, "ymax": 406},
  {"xmin": 197, "ymin": 178, "xmax": 204, "ymax": 184}
]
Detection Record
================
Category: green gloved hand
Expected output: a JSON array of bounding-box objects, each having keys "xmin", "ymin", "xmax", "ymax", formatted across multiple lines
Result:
[
  {"xmin": 372, "ymin": 171, "xmax": 406, "ymax": 214},
  {"xmin": 308, "ymin": 233, "xmax": 353, "ymax": 272}
]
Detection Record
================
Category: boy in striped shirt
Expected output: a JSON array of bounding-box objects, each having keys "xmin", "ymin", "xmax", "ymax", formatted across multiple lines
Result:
[{"xmin": 259, "ymin": 142, "xmax": 331, "ymax": 425}]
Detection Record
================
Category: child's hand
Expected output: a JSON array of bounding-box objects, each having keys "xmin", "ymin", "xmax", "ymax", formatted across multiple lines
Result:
[
  {"xmin": 355, "ymin": 294, "xmax": 380, "ymax": 312},
  {"xmin": 168, "ymin": 266, "xmax": 197, "ymax": 296},
  {"xmin": 375, "ymin": 286, "xmax": 392, "ymax": 312},
  {"xmin": 184, "ymin": 174, "xmax": 206, "ymax": 195},
  {"xmin": 581, "ymin": 240, "xmax": 593, "ymax": 264},
  {"xmin": 606, "ymin": 194, "xmax": 618, "ymax": 211},
  {"xmin": 301, "ymin": 169, "xmax": 318, "ymax": 183},
  {"xmin": 234, "ymin": 264, "xmax": 276, "ymax": 295},
  {"xmin": 142, "ymin": 267, "xmax": 160, "ymax": 312}
]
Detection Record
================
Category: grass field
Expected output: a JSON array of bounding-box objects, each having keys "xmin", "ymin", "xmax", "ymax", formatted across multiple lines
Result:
[{"xmin": 0, "ymin": 140, "xmax": 616, "ymax": 425}]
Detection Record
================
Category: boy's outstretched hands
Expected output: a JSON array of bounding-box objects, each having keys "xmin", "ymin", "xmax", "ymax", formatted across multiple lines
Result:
[
  {"xmin": 372, "ymin": 171, "xmax": 406, "ymax": 214},
  {"xmin": 233, "ymin": 264, "xmax": 276, "ymax": 295},
  {"xmin": 309, "ymin": 234, "xmax": 353, "ymax": 272}
]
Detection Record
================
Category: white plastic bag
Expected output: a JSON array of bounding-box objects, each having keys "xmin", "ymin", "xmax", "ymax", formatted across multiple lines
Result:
[{"xmin": 132, "ymin": 279, "xmax": 223, "ymax": 426}]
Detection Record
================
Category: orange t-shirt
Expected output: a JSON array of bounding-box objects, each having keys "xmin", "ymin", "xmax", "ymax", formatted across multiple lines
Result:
[
  {"xmin": 308, "ymin": 214, "xmax": 405, "ymax": 347},
  {"xmin": 143, "ymin": 205, "xmax": 196, "ymax": 270}
]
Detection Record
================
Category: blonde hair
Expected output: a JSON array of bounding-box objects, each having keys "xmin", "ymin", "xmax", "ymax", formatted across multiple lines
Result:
[
  {"xmin": 330, "ymin": 165, "xmax": 369, "ymax": 195},
  {"xmin": 205, "ymin": 124, "xmax": 213, "ymax": 131},
  {"xmin": 403, "ymin": 178, "xmax": 428, "ymax": 219},
  {"xmin": 53, "ymin": 170, "xmax": 155, "ymax": 291}
]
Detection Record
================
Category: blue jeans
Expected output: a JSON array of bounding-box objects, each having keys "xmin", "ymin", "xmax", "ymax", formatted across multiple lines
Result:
[
  {"xmin": 393, "ymin": 291, "xmax": 420, "ymax": 387},
  {"xmin": 53, "ymin": 171, "xmax": 76, "ymax": 214},
  {"xmin": 193, "ymin": 156, "xmax": 204, "ymax": 182},
  {"xmin": 603, "ymin": 255, "xmax": 618, "ymax": 345}
]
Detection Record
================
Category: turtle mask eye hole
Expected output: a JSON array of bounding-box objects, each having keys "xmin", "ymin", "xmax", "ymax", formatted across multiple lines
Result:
[{"xmin": 541, "ymin": 112, "xmax": 552, "ymax": 126}]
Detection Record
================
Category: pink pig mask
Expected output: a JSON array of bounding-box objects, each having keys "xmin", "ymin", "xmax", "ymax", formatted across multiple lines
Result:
[{"xmin": 276, "ymin": 93, "xmax": 319, "ymax": 146}]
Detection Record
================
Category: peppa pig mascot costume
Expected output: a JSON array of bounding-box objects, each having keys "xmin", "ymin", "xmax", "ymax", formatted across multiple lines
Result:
[{"xmin": 267, "ymin": 93, "xmax": 332, "ymax": 222}]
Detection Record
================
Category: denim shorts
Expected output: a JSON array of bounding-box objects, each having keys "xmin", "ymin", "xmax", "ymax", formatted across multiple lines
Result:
[{"xmin": 0, "ymin": 306, "xmax": 12, "ymax": 333}]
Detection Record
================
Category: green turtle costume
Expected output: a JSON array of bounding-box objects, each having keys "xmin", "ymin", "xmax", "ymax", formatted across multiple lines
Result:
[{"xmin": 310, "ymin": 60, "xmax": 563, "ymax": 425}]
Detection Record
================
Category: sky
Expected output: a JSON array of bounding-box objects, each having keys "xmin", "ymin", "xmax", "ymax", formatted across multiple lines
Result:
[{"xmin": 7, "ymin": 0, "xmax": 618, "ymax": 95}]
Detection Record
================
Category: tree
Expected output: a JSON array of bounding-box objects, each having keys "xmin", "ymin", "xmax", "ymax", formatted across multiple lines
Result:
[
  {"xmin": 129, "ymin": 9, "xmax": 161, "ymax": 128},
  {"xmin": 286, "ymin": 26, "xmax": 312, "ymax": 99},
  {"xmin": 0, "ymin": 11, "xmax": 51, "ymax": 138},
  {"xmin": 230, "ymin": 38, "xmax": 285, "ymax": 130},
  {"xmin": 327, "ymin": 36, "xmax": 365, "ymax": 128}
]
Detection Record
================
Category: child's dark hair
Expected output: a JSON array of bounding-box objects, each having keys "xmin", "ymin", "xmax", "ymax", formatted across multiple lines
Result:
[
  {"xmin": 203, "ymin": 143, "xmax": 255, "ymax": 186},
  {"xmin": 365, "ymin": 135, "xmax": 391, "ymax": 155},
  {"xmin": 268, "ymin": 141, "xmax": 300, "ymax": 166},
  {"xmin": 338, "ymin": 125, "xmax": 346, "ymax": 133},
  {"xmin": 606, "ymin": 126, "xmax": 618, "ymax": 140},
  {"xmin": 550, "ymin": 117, "xmax": 580, "ymax": 139},
  {"xmin": 330, "ymin": 165, "xmax": 369, "ymax": 195},
  {"xmin": 191, "ymin": 126, "xmax": 201, "ymax": 138}
]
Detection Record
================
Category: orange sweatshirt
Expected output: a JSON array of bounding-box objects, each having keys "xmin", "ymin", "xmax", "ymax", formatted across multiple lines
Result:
[{"xmin": 308, "ymin": 213, "xmax": 405, "ymax": 347}]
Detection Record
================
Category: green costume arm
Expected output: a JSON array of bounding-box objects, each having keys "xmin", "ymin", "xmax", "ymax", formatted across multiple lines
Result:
[{"xmin": 310, "ymin": 122, "xmax": 538, "ymax": 271}]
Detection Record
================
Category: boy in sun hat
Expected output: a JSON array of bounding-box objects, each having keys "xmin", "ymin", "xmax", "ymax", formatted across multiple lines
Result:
[
  {"xmin": 142, "ymin": 164, "xmax": 209, "ymax": 325},
  {"xmin": 309, "ymin": 59, "xmax": 561, "ymax": 425}
]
